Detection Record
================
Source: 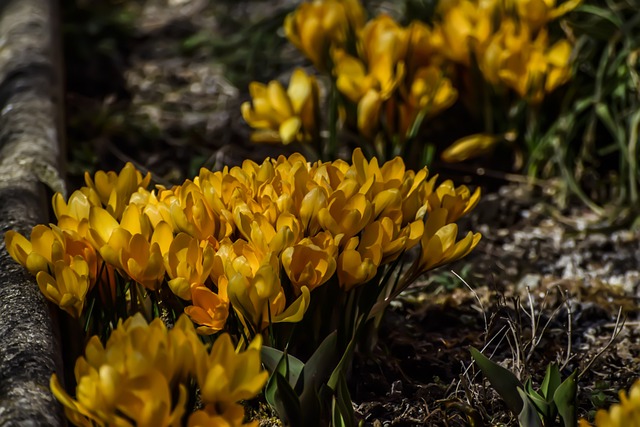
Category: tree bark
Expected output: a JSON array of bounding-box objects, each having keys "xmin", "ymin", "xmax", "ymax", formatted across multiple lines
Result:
[{"xmin": 0, "ymin": 0, "xmax": 65, "ymax": 425}]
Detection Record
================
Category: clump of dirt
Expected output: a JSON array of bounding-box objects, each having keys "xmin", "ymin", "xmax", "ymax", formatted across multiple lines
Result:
[{"xmin": 352, "ymin": 185, "xmax": 640, "ymax": 425}]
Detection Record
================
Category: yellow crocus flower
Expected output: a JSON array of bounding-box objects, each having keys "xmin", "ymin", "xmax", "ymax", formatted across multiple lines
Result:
[
  {"xmin": 130, "ymin": 187, "xmax": 176, "ymax": 230},
  {"xmin": 357, "ymin": 89, "xmax": 383, "ymax": 138},
  {"xmin": 221, "ymin": 241, "xmax": 310, "ymax": 331},
  {"xmin": 299, "ymin": 186, "xmax": 329, "ymax": 235},
  {"xmin": 50, "ymin": 314, "xmax": 207, "ymax": 427},
  {"xmin": 427, "ymin": 179, "xmax": 482, "ymax": 223},
  {"xmin": 88, "ymin": 205, "xmax": 149, "ymax": 250},
  {"xmin": 195, "ymin": 333, "xmax": 268, "ymax": 410},
  {"xmin": 122, "ymin": 233, "xmax": 166, "ymax": 291},
  {"xmin": 164, "ymin": 232, "xmax": 215, "ymax": 300},
  {"xmin": 233, "ymin": 205, "xmax": 296, "ymax": 255},
  {"xmin": 479, "ymin": 21, "xmax": 573, "ymax": 103},
  {"xmin": 361, "ymin": 216, "xmax": 424, "ymax": 264},
  {"xmin": 400, "ymin": 168, "xmax": 430, "ymax": 223},
  {"xmin": 442, "ymin": 133, "xmax": 501, "ymax": 162},
  {"xmin": 337, "ymin": 236, "xmax": 378, "ymax": 291},
  {"xmin": 241, "ymin": 68, "xmax": 319, "ymax": 145},
  {"xmin": 5, "ymin": 225, "xmax": 97, "ymax": 287},
  {"xmin": 282, "ymin": 238, "xmax": 337, "ymax": 293},
  {"xmin": 434, "ymin": 0, "xmax": 494, "ymax": 66},
  {"xmin": 358, "ymin": 15, "xmax": 408, "ymax": 95},
  {"xmin": 188, "ymin": 403, "xmax": 258, "ymax": 427},
  {"xmin": 513, "ymin": 0, "xmax": 583, "ymax": 30},
  {"xmin": 36, "ymin": 257, "xmax": 91, "ymax": 318},
  {"xmin": 408, "ymin": 66, "xmax": 458, "ymax": 114},
  {"xmin": 284, "ymin": 0, "xmax": 365, "ymax": 69},
  {"xmin": 5, "ymin": 226, "xmax": 60, "ymax": 275},
  {"xmin": 332, "ymin": 15, "xmax": 408, "ymax": 138},
  {"xmin": 226, "ymin": 250, "xmax": 280, "ymax": 327},
  {"xmin": 185, "ymin": 284, "xmax": 230, "ymax": 335},
  {"xmin": 168, "ymin": 180, "xmax": 220, "ymax": 241},
  {"xmin": 84, "ymin": 162, "xmax": 151, "ymax": 220},
  {"xmin": 52, "ymin": 188, "xmax": 101, "ymax": 223},
  {"xmin": 318, "ymin": 190, "xmax": 373, "ymax": 243},
  {"xmin": 415, "ymin": 207, "xmax": 481, "ymax": 274}
]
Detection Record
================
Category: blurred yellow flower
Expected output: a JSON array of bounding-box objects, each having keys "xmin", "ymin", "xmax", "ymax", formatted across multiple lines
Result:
[
  {"xmin": 333, "ymin": 15, "xmax": 408, "ymax": 138},
  {"xmin": 241, "ymin": 68, "xmax": 320, "ymax": 145},
  {"xmin": 406, "ymin": 21, "xmax": 444, "ymax": 73},
  {"xmin": 434, "ymin": 0, "xmax": 493, "ymax": 66},
  {"xmin": 284, "ymin": 0, "xmax": 365, "ymax": 69},
  {"xmin": 359, "ymin": 15, "xmax": 408, "ymax": 92},
  {"xmin": 512, "ymin": 0, "xmax": 583, "ymax": 30},
  {"xmin": 478, "ymin": 20, "xmax": 573, "ymax": 103},
  {"xmin": 50, "ymin": 314, "xmax": 207, "ymax": 427},
  {"xmin": 407, "ymin": 66, "xmax": 457, "ymax": 114},
  {"xmin": 441, "ymin": 133, "xmax": 501, "ymax": 162},
  {"xmin": 393, "ymin": 66, "xmax": 457, "ymax": 138},
  {"xmin": 188, "ymin": 403, "xmax": 257, "ymax": 427},
  {"xmin": 579, "ymin": 379, "xmax": 640, "ymax": 427}
]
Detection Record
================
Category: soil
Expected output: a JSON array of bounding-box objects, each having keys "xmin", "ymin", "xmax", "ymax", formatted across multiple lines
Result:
[{"xmin": 62, "ymin": 1, "xmax": 640, "ymax": 426}]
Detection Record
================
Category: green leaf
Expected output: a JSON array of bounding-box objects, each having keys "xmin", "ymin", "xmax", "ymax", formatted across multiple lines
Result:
[
  {"xmin": 554, "ymin": 371, "xmax": 578, "ymax": 427},
  {"xmin": 332, "ymin": 372, "xmax": 357, "ymax": 427},
  {"xmin": 329, "ymin": 313, "xmax": 371, "ymax": 390},
  {"xmin": 299, "ymin": 332, "xmax": 340, "ymax": 417},
  {"xmin": 274, "ymin": 372, "xmax": 303, "ymax": 427},
  {"xmin": 264, "ymin": 349, "xmax": 306, "ymax": 425},
  {"xmin": 470, "ymin": 347, "xmax": 524, "ymax": 415},
  {"xmin": 595, "ymin": 103, "xmax": 625, "ymax": 145},
  {"xmin": 517, "ymin": 388, "xmax": 543, "ymax": 427},
  {"xmin": 261, "ymin": 346, "xmax": 305, "ymax": 389},
  {"xmin": 541, "ymin": 364, "xmax": 562, "ymax": 401},
  {"xmin": 524, "ymin": 379, "xmax": 551, "ymax": 420},
  {"xmin": 574, "ymin": 5, "xmax": 623, "ymax": 29}
]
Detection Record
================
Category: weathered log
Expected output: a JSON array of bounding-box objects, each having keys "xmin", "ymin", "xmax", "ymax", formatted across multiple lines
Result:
[{"xmin": 0, "ymin": 0, "xmax": 65, "ymax": 425}]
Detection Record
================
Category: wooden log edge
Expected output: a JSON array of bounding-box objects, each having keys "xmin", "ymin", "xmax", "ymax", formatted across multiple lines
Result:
[{"xmin": 0, "ymin": 0, "xmax": 66, "ymax": 425}]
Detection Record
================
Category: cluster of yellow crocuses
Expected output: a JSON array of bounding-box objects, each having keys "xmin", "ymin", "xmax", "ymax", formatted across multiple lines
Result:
[
  {"xmin": 5, "ymin": 150, "xmax": 480, "ymax": 425},
  {"xmin": 5, "ymin": 149, "xmax": 479, "ymax": 337},
  {"xmin": 437, "ymin": 0, "xmax": 579, "ymax": 103},
  {"xmin": 242, "ymin": 0, "xmax": 580, "ymax": 150},
  {"xmin": 51, "ymin": 313, "xmax": 267, "ymax": 426}
]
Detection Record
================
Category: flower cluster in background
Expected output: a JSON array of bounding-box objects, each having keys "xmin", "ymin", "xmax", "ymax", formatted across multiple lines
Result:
[
  {"xmin": 435, "ymin": 0, "xmax": 578, "ymax": 102},
  {"xmin": 242, "ymin": 0, "xmax": 580, "ymax": 163}
]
